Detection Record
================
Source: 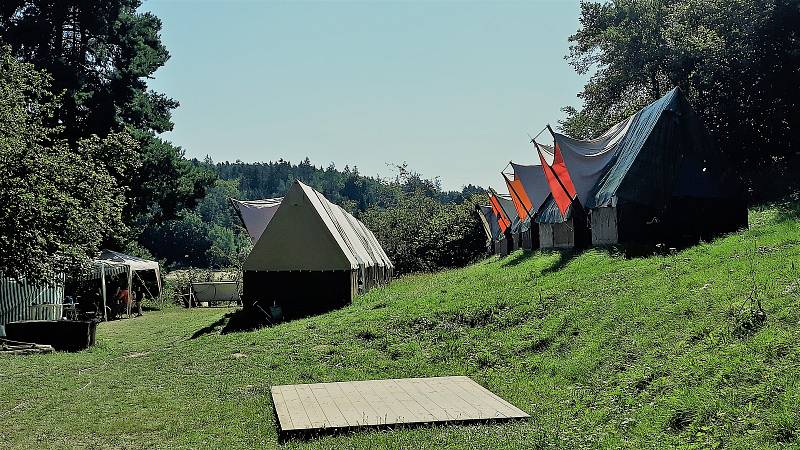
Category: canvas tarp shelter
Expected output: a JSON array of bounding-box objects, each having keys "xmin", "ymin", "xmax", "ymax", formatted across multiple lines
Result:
[
  {"xmin": 495, "ymin": 194, "xmax": 520, "ymax": 235},
  {"xmin": 509, "ymin": 162, "xmax": 552, "ymax": 219},
  {"xmin": 92, "ymin": 250, "xmax": 162, "ymax": 319},
  {"xmin": 231, "ymin": 197, "xmax": 283, "ymax": 243},
  {"xmin": 491, "ymin": 193, "xmax": 520, "ymax": 254},
  {"xmin": 535, "ymin": 195, "xmax": 572, "ymax": 249},
  {"xmin": 554, "ymin": 88, "xmax": 742, "ymax": 210},
  {"xmin": 242, "ymin": 181, "xmax": 393, "ymax": 319},
  {"xmin": 476, "ymin": 205, "xmax": 503, "ymax": 254}
]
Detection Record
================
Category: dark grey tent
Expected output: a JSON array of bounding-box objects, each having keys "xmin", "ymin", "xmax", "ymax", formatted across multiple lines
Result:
[
  {"xmin": 552, "ymin": 88, "xmax": 747, "ymax": 247},
  {"xmin": 495, "ymin": 194, "xmax": 520, "ymax": 255}
]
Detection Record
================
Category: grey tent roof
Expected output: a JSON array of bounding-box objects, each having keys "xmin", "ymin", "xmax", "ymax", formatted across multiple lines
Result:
[
  {"xmin": 231, "ymin": 197, "xmax": 283, "ymax": 243},
  {"xmin": 495, "ymin": 194, "xmax": 519, "ymax": 230},
  {"xmin": 553, "ymin": 88, "xmax": 737, "ymax": 210},
  {"xmin": 243, "ymin": 181, "xmax": 393, "ymax": 272},
  {"xmin": 509, "ymin": 162, "xmax": 551, "ymax": 216},
  {"xmin": 97, "ymin": 250, "xmax": 159, "ymax": 272}
]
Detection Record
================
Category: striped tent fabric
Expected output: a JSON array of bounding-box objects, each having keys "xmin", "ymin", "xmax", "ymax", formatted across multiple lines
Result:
[{"xmin": 0, "ymin": 274, "xmax": 65, "ymax": 336}]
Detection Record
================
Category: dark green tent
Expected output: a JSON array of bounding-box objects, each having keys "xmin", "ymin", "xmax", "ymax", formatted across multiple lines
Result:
[{"xmin": 552, "ymin": 88, "xmax": 747, "ymax": 247}]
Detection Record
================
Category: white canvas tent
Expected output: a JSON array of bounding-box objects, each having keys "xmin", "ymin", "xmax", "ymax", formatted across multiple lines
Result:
[
  {"xmin": 230, "ymin": 197, "xmax": 283, "ymax": 243},
  {"xmin": 92, "ymin": 250, "xmax": 162, "ymax": 319},
  {"xmin": 241, "ymin": 181, "xmax": 393, "ymax": 319}
]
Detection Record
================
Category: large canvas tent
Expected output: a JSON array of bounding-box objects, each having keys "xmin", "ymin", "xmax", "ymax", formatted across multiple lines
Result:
[
  {"xmin": 551, "ymin": 88, "xmax": 746, "ymax": 246},
  {"xmin": 241, "ymin": 181, "xmax": 393, "ymax": 319},
  {"xmin": 491, "ymin": 193, "xmax": 519, "ymax": 255},
  {"xmin": 506, "ymin": 157, "xmax": 557, "ymax": 250}
]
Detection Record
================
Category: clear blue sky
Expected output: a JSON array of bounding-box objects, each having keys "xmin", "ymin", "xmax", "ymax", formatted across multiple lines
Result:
[{"xmin": 141, "ymin": 0, "xmax": 588, "ymax": 191}]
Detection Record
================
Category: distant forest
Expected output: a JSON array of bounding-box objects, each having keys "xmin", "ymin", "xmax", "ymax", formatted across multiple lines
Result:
[{"xmin": 139, "ymin": 158, "xmax": 488, "ymax": 274}]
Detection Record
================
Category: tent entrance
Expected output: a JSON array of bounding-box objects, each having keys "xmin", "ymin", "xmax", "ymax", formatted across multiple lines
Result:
[
  {"xmin": 242, "ymin": 270, "xmax": 356, "ymax": 320},
  {"xmin": 591, "ymin": 207, "xmax": 619, "ymax": 246}
]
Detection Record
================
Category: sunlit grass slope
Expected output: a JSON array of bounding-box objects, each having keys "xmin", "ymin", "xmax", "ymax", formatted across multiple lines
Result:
[{"xmin": 1, "ymin": 204, "xmax": 799, "ymax": 449}]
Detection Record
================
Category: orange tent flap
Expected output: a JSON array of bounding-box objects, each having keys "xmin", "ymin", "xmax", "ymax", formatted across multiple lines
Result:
[
  {"xmin": 488, "ymin": 193, "xmax": 511, "ymax": 233},
  {"xmin": 539, "ymin": 149, "xmax": 573, "ymax": 217},
  {"xmin": 504, "ymin": 176, "xmax": 533, "ymax": 219},
  {"xmin": 552, "ymin": 143, "xmax": 577, "ymax": 198}
]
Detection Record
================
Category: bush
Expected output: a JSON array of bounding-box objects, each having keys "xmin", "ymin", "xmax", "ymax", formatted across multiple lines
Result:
[{"xmin": 362, "ymin": 192, "xmax": 486, "ymax": 275}]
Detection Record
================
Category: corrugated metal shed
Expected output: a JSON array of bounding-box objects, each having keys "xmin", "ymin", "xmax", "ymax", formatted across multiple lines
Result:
[{"xmin": 0, "ymin": 274, "xmax": 65, "ymax": 336}]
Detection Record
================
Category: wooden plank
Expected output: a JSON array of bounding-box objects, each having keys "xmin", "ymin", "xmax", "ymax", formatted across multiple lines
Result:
[
  {"xmin": 310, "ymin": 383, "xmax": 350, "ymax": 428},
  {"xmin": 395, "ymin": 377, "xmax": 455, "ymax": 421},
  {"xmin": 270, "ymin": 387, "xmax": 295, "ymax": 431},
  {"xmin": 364, "ymin": 378, "xmax": 425, "ymax": 424},
  {"xmin": 385, "ymin": 378, "xmax": 438, "ymax": 423},
  {"xmin": 446, "ymin": 377, "xmax": 513, "ymax": 419},
  {"xmin": 293, "ymin": 384, "xmax": 328, "ymax": 428},
  {"xmin": 451, "ymin": 377, "xmax": 529, "ymax": 418},
  {"xmin": 336, "ymin": 380, "xmax": 384, "ymax": 426},
  {"xmin": 351, "ymin": 378, "xmax": 397, "ymax": 426},
  {"xmin": 271, "ymin": 376, "xmax": 529, "ymax": 433},
  {"xmin": 322, "ymin": 382, "xmax": 361, "ymax": 428},
  {"xmin": 423, "ymin": 377, "xmax": 486, "ymax": 420},
  {"xmin": 272, "ymin": 385, "xmax": 312, "ymax": 431}
]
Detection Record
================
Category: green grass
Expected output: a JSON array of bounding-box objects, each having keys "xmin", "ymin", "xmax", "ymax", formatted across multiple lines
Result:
[{"xmin": 2, "ymin": 204, "xmax": 800, "ymax": 449}]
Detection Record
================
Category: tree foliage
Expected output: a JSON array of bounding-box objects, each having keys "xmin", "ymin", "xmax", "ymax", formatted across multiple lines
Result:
[
  {"xmin": 141, "ymin": 178, "xmax": 250, "ymax": 269},
  {"xmin": 0, "ymin": 47, "xmax": 132, "ymax": 284},
  {"xmin": 563, "ymin": 0, "xmax": 800, "ymax": 196},
  {"xmin": 0, "ymin": 1, "xmax": 216, "ymax": 245},
  {"xmin": 362, "ymin": 192, "xmax": 487, "ymax": 274},
  {"xmin": 0, "ymin": 0, "xmax": 174, "ymax": 139}
]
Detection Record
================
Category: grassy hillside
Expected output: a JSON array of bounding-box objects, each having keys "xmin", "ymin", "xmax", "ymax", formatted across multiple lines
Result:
[{"xmin": 1, "ymin": 204, "xmax": 799, "ymax": 449}]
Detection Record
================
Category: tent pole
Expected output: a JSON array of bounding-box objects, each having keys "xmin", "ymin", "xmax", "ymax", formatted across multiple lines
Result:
[
  {"xmin": 127, "ymin": 266, "xmax": 133, "ymax": 317},
  {"xmin": 529, "ymin": 125, "xmax": 549, "ymax": 144},
  {"xmin": 134, "ymin": 270, "xmax": 156, "ymax": 299},
  {"xmin": 100, "ymin": 264, "xmax": 107, "ymax": 322},
  {"xmin": 156, "ymin": 268, "xmax": 162, "ymax": 303}
]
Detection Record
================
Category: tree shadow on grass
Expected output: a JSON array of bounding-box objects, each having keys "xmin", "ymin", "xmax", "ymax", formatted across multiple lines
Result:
[
  {"xmin": 539, "ymin": 249, "xmax": 581, "ymax": 275},
  {"xmin": 500, "ymin": 250, "xmax": 536, "ymax": 268},
  {"xmin": 500, "ymin": 249, "xmax": 582, "ymax": 274}
]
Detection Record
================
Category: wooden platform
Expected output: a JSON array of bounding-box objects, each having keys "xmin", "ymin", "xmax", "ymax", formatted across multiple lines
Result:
[{"xmin": 271, "ymin": 376, "xmax": 529, "ymax": 433}]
